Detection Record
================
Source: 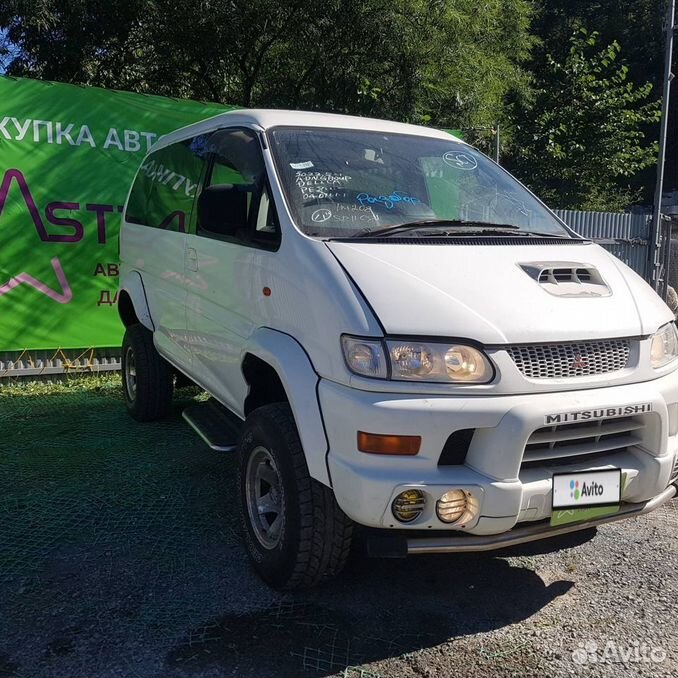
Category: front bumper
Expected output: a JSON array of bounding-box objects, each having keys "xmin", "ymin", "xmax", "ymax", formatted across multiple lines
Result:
[
  {"xmin": 404, "ymin": 484, "xmax": 676, "ymax": 553},
  {"xmin": 319, "ymin": 372, "xmax": 678, "ymax": 537}
]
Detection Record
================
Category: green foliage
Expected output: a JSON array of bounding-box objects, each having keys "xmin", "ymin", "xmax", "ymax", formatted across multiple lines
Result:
[
  {"xmin": 0, "ymin": 0, "xmax": 534, "ymax": 130},
  {"xmin": 509, "ymin": 30, "xmax": 661, "ymax": 211},
  {"xmin": 528, "ymin": 0, "xmax": 666, "ymax": 92},
  {"xmin": 0, "ymin": 373, "xmax": 120, "ymax": 397},
  {"xmin": 0, "ymin": 1, "xmax": 666, "ymax": 210}
]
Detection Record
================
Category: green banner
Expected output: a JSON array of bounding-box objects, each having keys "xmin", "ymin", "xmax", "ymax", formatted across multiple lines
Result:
[{"xmin": 0, "ymin": 76, "xmax": 231, "ymax": 351}]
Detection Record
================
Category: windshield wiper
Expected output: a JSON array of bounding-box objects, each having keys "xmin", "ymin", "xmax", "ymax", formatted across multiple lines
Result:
[
  {"xmin": 421, "ymin": 228, "xmax": 571, "ymax": 239},
  {"xmin": 355, "ymin": 219, "xmax": 567, "ymax": 239}
]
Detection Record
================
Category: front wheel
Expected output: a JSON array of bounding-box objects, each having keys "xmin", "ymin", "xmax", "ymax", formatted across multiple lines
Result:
[
  {"xmin": 121, "ymin": 324, "xmax": 174, "ymax": 421},
  {"xmin": 238, "ymin": 403, "xmax": 353, "ymax": 590}
]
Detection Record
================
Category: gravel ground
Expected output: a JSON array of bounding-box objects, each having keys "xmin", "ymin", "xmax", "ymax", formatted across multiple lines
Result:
[{"xmin": 0, "ymin": 377, "xmax": 676, "ymax": 678}]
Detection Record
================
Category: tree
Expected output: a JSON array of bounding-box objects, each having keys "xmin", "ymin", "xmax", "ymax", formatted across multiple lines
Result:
[
  {"xmin": 0, "ymin": 0, "xmax": 534, "ymax": 131},
  {"xmin": 2, "ymin": 1, "xmax": 665, "ymax": 209},
  {"xmin": 508, "ymin": 30, "xmax": 661, "ymax": 211},
  {"xmin": 525, "ymin": 0, "xmax": 672, "ymax": 205},
  {"xmin": 529, "ymin": 0, "xmax": 667, "ymax": 91}
]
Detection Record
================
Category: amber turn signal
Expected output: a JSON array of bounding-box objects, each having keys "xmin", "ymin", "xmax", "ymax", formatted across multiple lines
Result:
[{"xmin": 357, "ymin": 431, "xmax": 421, "ymax": 455}]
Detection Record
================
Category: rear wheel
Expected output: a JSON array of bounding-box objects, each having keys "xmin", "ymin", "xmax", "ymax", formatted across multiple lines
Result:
[
  {"xmin": 121, "ymin": 324, "xmax": 174, "ymax": 421},
  {"xmin": 238, "ymin": 403, "xmax": 353, "ymax": 589}
]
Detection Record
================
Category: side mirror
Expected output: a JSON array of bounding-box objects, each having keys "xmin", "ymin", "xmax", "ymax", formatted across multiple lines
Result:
[{"xmin": 197, "ymin": 184, "xmax": 251, "ymax": 236}]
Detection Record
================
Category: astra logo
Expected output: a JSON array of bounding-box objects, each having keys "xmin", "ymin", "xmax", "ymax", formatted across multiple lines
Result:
[
  {"xmin": 0, "ymin": 168, "xmax": 122, "ymax": 243},
  {"xmin": 570, "ymin": 479, "xmax": 604, "ymax": 501},
  {"xmin": 0, "ymin": 256, "xmax": 72, "ymax": 304}
]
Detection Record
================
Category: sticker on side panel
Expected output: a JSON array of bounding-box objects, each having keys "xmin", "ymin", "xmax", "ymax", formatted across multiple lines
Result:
[{"xmin": 442, "ymin": 150, "xmax": 477, "ymax": 171}]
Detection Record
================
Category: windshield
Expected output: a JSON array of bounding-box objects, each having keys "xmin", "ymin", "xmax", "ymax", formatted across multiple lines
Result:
[{"xmin": 269, "ymin": 127, "xmax": 570, "ymax": 239}]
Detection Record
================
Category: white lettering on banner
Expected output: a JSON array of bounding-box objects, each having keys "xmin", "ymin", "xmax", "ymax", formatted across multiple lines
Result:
[
  {"xmin": 14, "ymin": 118, "xmax": 31, "ymax": 140},
  {"xmin": 103, "ymin": 127, "xmax": 124, "ymax": 150},
  {"xmin": 156, "ymin": 166, "xmax": 173, "ymax": 184},
  {"xmin": 75, "ymin": 125, "xmax": 96, "ymax": 147},
  {"xmin": 136, "ymin": 160, "xmax": 196, "ymax": 197},
  {"xmin": 170, "ymin": 174, "xmax": 186, "ymax": 191},
  {"xmin": 55, "ymin": 122, "xmax": 75, "ymax": 145},
  {"xmin": 140, "ymin": 131, "xmax": 157, "ymax": 151},
  {"xmin": 0, "ymin": 116, "xmax": 159, "ymax": 151},
  {"xmin": 124, "ymin": 129, "xmax": 140, "ymax": 152},
  {"xmin": 33, "ymin": 120, "xmax": 54, "ymax": 143},
  {"xmin": 140, "ymin": 160, "xmax": 154, "ymax": 175}
]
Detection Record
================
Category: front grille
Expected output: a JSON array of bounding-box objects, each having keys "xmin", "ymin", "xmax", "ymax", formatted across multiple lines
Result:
[
  {"xmin": 508, "ymin": 339, "xmax": 630, "ymax": 379},
  {"xmin": 522, "ymin": 416, "xmax": 644, "ymax": 466}
]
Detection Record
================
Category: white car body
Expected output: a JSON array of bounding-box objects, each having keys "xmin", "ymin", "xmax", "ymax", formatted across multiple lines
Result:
[{"xmin": 119, "ymin": 109, "xmax": 678, "ymax": 554}]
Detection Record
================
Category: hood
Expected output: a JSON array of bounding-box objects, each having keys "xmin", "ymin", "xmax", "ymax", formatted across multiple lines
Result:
[{"xmin": 326, "ymin": 240, "xmax": 672, "ymax": 344}]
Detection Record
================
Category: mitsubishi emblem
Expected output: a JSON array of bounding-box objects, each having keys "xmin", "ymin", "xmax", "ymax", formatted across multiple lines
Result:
[{"xmin": 571, "ymin": 354, "xmax": 588, "ymax": 370}]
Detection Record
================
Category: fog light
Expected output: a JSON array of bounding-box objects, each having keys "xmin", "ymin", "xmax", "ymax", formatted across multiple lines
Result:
[
  {"xmin": 436, "ymin": 489, "xmax": 468, "ymax": 523},
  {"xmin": 392, "ymin": 489, "xmax": 426, "ymax": 523}
]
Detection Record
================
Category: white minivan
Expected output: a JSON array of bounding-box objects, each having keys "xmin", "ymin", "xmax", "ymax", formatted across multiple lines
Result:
[{"xmin": 119, "ymin": 110, "xmax": 678, "ymax": 589}]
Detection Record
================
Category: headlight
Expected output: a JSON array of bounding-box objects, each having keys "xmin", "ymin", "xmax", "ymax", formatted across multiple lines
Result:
[
  {"xmin": 341, "ymin": 335, "xmax": 493, "ymax": 383},
  {"xmin": 387, "ymin": 340, "xmax": 492, "ymax": 382},
  {"xmin": 341, "ymin": 335, "xmax": 388, "ymax": 378},
  {"xmin": 650, "ymin": 323, "xmax": 678, "ymax": 369}
]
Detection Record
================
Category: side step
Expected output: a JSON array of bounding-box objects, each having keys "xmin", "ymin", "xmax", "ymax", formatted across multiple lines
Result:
[{"xmin": 182, "ymin": 399, "xmax": 243, "ymax": 452}]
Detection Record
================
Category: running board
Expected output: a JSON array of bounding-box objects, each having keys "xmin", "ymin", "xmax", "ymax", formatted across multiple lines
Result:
[{"xmin": 182, "ymin": 400, "xmax": 243, "ymax": 452}]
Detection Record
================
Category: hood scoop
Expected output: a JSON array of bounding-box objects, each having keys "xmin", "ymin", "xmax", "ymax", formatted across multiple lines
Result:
[{"xmin": 520, "ymin": 262, "xmax": 611, "ymax": 298}]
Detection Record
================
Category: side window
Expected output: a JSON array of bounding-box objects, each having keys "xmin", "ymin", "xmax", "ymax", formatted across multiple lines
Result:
[
  {"xmin": 195, "ymin": 128, "xmax": 280, "ymax": 248},
  {"xmin": 125, "ymin": 134, "xmax": 210, "ymax": 232}
]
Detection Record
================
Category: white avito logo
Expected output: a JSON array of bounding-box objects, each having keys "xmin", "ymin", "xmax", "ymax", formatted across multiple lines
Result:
[{"xmin": 572, "ymin": 640, "xmax": 667, "ymax": 665}]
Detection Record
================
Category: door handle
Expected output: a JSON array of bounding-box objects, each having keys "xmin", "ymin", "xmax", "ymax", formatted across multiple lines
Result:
[{"xmin": 186, "ymin": 247, "xmax": 198, "ymax": 272}]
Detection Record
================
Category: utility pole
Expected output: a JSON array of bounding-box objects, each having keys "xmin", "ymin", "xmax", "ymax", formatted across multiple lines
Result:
[
  {"xmin": 649, "ymin": 0, "xmax": 676, "ymax": 298},
  {"xmin": 494, "ymin": 123, "xmax": 500, "ymax": 164}
]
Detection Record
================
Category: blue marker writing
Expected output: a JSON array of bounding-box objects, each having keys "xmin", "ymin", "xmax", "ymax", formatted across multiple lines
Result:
[{"xmin": 356, "ymin": 191, "xmax": 419, "ymax": 209}]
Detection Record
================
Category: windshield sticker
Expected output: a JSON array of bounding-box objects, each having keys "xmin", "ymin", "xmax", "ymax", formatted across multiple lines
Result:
[
  {"xmin": 290, "ymin": 161, "xmax": 314, "ymax": 170},
  {"xmin": 356, "ymin": 191, "xmax": 419, "ymax": 209},
  {"xmin": 311, "ymin": 208, "xmax": 332, "ymax": 223},
  {"xmin": 442, "ymin": 150, "xmax": 478, "ymax": 171}
]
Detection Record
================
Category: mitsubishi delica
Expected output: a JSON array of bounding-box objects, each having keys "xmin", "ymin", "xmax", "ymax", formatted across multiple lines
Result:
[{"xmin": 118, "ymin": 110, "xmax": 678, "ymax": 589}]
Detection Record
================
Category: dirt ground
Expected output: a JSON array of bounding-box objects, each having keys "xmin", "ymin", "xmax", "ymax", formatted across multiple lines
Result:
[{"xmin": 1, "ymin": 376, "xmax": 676, "ymax": 678}]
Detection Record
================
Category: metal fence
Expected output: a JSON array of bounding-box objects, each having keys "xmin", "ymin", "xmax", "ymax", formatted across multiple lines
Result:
[
  {"xmin": 0, "ymin": 348, "xmax": 121, "ymax": 379},
  {"xmin": 554, "ymin": 209, "xmax": 653, "ymax": 281}
]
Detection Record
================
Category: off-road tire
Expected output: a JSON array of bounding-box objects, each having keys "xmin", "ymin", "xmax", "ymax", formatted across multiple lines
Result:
[
  {"xmin": 121, "ymin": 323, "xmax": 174, "ymax": 421},
  {"xmin": 238, "ymin": 403, "xmax": 353, "ymax": 590}
]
